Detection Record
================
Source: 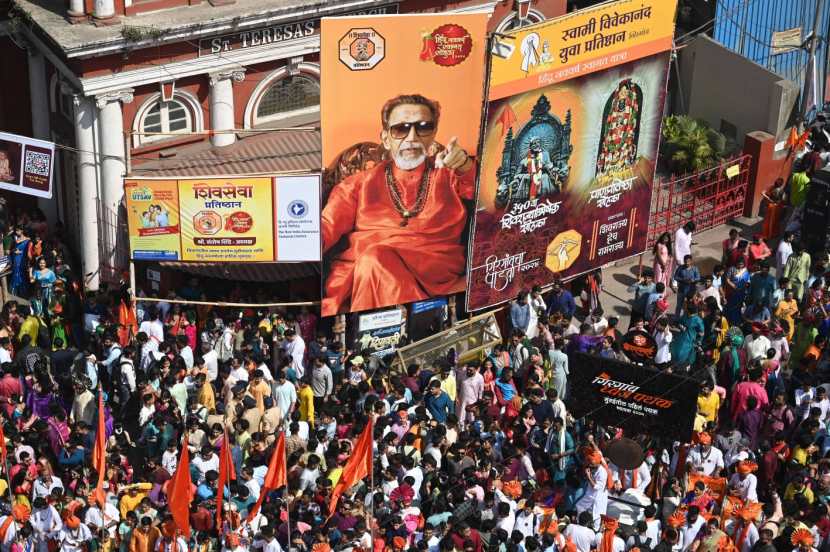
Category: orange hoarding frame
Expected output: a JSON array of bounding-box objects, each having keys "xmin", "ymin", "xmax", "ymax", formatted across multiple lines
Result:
[{"xmin": 488, "ymin": 0, "xmax": 677, "ymax": 99}]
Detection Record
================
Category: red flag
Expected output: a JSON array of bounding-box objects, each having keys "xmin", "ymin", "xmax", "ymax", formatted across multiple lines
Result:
[
  {"xmin": 215, "ymin": 428, "xmax": 237, "ymax": 529},
  {"xmin": 0, "ymin": 417, "xmax": 7, "ymax": 467},
  {"xmin": 168, "ymin": 436, "xmax": 193, "ymax": 538},
  {"xmin": 91, "ymin": 389, "xmax": 107, "ymax": 507},
  {"xmin": 497, "ymin": 104, "xmax": 518, "ymax": 137},
  {"xmin": 328, "ymin": 418, "xmax": 374, "ymax": 516},
  {"xmin": 246, "ymin": 432, "xmax": 287, "ymax": 522}
]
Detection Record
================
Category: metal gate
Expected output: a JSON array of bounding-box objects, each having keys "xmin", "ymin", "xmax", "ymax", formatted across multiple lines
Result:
[{"xmin": 646, "ymin": 154, "xmax": 752, "ymax": 248}]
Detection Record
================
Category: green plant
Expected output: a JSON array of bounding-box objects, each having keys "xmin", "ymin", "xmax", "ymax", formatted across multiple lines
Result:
[
  {"xmin": 121, "ymin": 25, "xmax": 168, "ymax": 42},
  {"xmin": 660, "ymin": 115, "xmax": 728, "ymax": 174}
]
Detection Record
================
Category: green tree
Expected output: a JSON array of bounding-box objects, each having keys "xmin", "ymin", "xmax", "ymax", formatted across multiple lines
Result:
[{"xmin": 660, "ymin": 115, "xmax": 728, "ymax": 174}]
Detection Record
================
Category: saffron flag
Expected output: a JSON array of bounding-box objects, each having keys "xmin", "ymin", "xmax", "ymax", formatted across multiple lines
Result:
[
  {"xmin": 91, "ymin": 389, "xmax": 107, "ymax": 507},
  {"xmin": 328, "ymin": 418, "xmax": 374, "ymax": 516},
  {"xmin": 787, "ymin": 127, "xmax": 799, "ymax": 148},
  {"xmin": 0, "ymin": 418, "xmax": 7, "ymax": 466},
  {"xmin": 246, "ymin": 432, "xmax": 287, "ymax": 522},
  {"xmin": 497, "ymin": 104, "xmax": 517, "ymax": 137},
  {"xmin": 216, "ymin": 428, "xmax": 237, "ymax": 529},
  {"xmin": 168, "ymin": 436, "xmax": 193, "ymax": 538}
]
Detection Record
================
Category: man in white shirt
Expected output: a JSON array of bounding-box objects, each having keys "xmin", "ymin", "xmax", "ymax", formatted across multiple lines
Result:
[
  {"xmin": 698, "ymin": 274, "xmax": 722, "ymax": 309},
  {"xmin": 674, "ymin": 222, "xmax": 695, "ymax": 266},
  {"xmin": 679, "ymin": 506, "xmax": 706, "ymax": 551},
  {"xmin": 31, "ymin": 497, "xmax": 63, "ymax": 552},
  {"xmin": 191, "ymin": 446, "xmax": 219, "ymax": 484},
  {"xmin": 200, "ymin": 341, "xmax": 219, "ymax": 383},
  {"xmin": 138, "ymin": 307, "xmax": 164, "ymax": 345},
  {"xmin": 776, "ymin": 232, "xmax": 794, "ymax": 278},
  {"xmin": 32, "ymin": 472, "xmax": 64, "ymax": 500},
  {"xmin": 744, "ymin": 324, "xmax": 771, "ymax": 362},
  {"xmin": 653, "ymin": 318, "xmax": 673, "ymax": 366},
  {"xmin": 728, "ymin": 460, "xmax": 758, "ymax": 502},
  {"xmin": 84, "ymin": 487, "xmax": 120, "ymax": 540},
  {"xmin": 0, "ymin": 337, "xmax": 11, "ymax": 365},
  {"xmin": 176, "ymin": 335, "xmax": 193, "ymax": 370},
  {"xmin": 282, "ymin": 329, "xmax": 306, "ymax": 379},
  {"xmin": 687, "ymin": 435, "xmax": 725, "ymax": 476},
  {"xmin": 564, "ymin": 512, "xmax": 600, "ymax": 552}
]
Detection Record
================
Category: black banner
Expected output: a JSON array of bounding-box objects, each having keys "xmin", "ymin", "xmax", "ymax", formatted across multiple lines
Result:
[{"xmin": 567, "ymin": 353, "xmax": 698, "ymax": 442}]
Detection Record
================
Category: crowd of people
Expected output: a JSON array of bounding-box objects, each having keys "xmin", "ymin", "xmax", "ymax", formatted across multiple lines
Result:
[{"xmin": 0, "ymin": 140, "xmax": 828, "ymax": 552}]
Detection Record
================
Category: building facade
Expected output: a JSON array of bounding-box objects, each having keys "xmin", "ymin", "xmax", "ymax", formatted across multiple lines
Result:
[{"xmin": 5, "ymin": 0, "xmax": 565, "ymax": 289}]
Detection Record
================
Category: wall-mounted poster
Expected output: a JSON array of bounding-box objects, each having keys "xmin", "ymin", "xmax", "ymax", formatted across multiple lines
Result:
[
  {"xmin": 0, "ymin": 131, "xmax": 55, "ymax": 199},
  {"xmin": 320, "ymin": 13, "xmax": 488, "ymax": 317},
  {"xmin": 466, "ymin": 0, "xmax": 678, "ymax": 311}
]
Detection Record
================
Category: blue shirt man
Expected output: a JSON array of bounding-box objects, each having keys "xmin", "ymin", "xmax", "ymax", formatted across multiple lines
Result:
[
  {"xmin": 673, "ymin": 255, "xmax": 701, "ymax": 316},
  {"xmin": 749, "ymin": 263, "xmax": 776, "ymax": 307},
  {"xmin": 424, "ymin": 381, "xmax": 453, "ymax": 423},
  {"xmin": 509, "ymin": 294, "xmax": 531, "ymax": 333},
  {"xmin": 546, "ymin": 284, "xmax": 576, "ymax": 320}
]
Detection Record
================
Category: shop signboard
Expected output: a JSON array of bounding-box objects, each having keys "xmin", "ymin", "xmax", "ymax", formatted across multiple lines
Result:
[
  {"xmin": 355, "ymin": 308, "xmax": 405, "ymax": 357},
  {"xmin": 320, "ymin": 12, "xmax": 488, "ymax": 316},
  {"xmin": 124, "ymin": 174, "xmax": 321, "ymax": 262},
  {"xmin": 0, "ymin": 131, "xmax": 55, "ymax": 199},
  {"xmin": 567, "ymin": 353, "xmax": 698, "ymax": 442},
  {"xmin": 466, "ymin": 0, "xmax": 677, "ymax": 311}
]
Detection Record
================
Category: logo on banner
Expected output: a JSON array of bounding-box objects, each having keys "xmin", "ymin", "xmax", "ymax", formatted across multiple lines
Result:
[
  {"xmin": 546, "ymin": 230, "xmax": 582, "ymax": 272},
  {"xmin": 339, "ymin": 28, "xmax": 386, "ymax": 71},
  {"xmin": 419, "ymin": 24, "xmax": 473, "ymax": 66},
  {"xmin": 287, "ymin": 200, "xmax": 308, "ymax": 219}
]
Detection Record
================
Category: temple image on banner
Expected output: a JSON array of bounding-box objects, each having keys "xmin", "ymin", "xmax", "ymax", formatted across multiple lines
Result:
[
  {"xmin": 596, "ymin": 78, "xmax": 643, "ymax": 176},
  {"xmin": 494, "ymin": 94, "xmax": 573, "ymax": 209}
]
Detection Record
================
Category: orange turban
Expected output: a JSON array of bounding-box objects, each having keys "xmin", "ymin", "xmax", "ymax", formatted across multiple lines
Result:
[
  {"xmin": 11, "ymin": 504, "xmax": 30, "ymax": 523},
  {"xmin": 791, "ymin": 529, "xmax": 814, "ymax": 547},
  {"xmin": 667, "ymin": 509, "xmax": 686, "ymax": 528},
  {"xmin": 65, "ymin": 515, "xmax": 81, "ymax": 529},
  {"xmin": 502, "ymin": 480, "xmax": 523, "ymax": 499},
  {"xmin": 226, "ymin": 533, "xmax": 241, "ymax": 548},
  {"xmin": 585, "ymin": 448, "xmax": 603, "ymax": 465},
  {"xmin": 313, "ymin": 544, "xmax": 332, "ymax": 552},
  {"xmin": 392, "ymin": 537, "xmax": 407, "ymax": 550},
  {"xmin": 736, "ymin": 461, "xmax": 758, "ymax": 475},
  {"xmin": 733, "ymin": 501, "xmax": 762, "ymax": 522}
]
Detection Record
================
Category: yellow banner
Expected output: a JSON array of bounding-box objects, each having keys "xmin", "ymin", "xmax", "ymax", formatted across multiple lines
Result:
[
  {"xmin": 177, "ymin": 177, "xmax": 275, "ymax": 262},
  {"xmin": 489, "ymin": 0, "xmax": 677, "ymax": 100},
  {"xmin": 125, "ymin": 179, "xmax": 182, "ymax": 261}
]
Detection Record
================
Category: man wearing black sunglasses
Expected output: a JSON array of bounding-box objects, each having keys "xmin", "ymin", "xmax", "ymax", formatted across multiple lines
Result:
[{"xmin": 321, "ymin": 93, "xmax": 476, "ymax": 316}]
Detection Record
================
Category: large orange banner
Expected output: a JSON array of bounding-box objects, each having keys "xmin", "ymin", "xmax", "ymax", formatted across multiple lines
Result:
[{"xmin": 320, "ymin": 13, "xmax": 488, "ymax": 317}]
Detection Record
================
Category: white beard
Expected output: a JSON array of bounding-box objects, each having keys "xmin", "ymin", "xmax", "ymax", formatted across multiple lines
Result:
[{"xmin": 393, "ymin": 142, "xmax": 426, "ymax": 170}]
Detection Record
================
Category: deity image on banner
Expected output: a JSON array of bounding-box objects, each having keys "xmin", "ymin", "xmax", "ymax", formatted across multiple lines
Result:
[
  {"xmin": 595, "ymin": 79, "xmax": 642, "ymax": 176},
  {"xmin": 494, "ymin": 95, "xmax": 573, "ymax": 209}
]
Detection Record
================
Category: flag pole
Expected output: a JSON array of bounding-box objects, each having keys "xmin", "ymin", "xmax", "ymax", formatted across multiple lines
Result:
[
  {"xmin": 369, "ymin": 421, "xmax": 376, "ymax": 549},
  {"xmin": 284, "ymin": 430, "xmax": 292, "ymax": 552}
]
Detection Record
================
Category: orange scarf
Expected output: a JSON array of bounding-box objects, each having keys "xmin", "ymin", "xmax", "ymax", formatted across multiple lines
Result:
[{"xmin": 600, "ymin": 519, "xmax": 619, "ymax": 552}]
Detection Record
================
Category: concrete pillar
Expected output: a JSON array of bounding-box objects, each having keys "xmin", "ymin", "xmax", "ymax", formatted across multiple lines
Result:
[
  {"xmin": 95, "ymin": 89, "xmax": 132, "ymax": 280},
  {"xmin": 209, "ymin": 70, "xmax": 244, "ymax": 147},
  {"xmin": 95, "ymin": 90, "xmax": 132, "ymax": 214},
  {"xmin": 93, "ymin": 0, "xmax": 116, "ymax": 20},
  {"xmin": 27, "ymin": 47, "xmax": 58, "ymax": 224},
  {"xmin": 73, "ymin": 95, "xmax": 101, "ymax": 291},
  {"xmin": 67, "ymin": 0, "xmax": 85, "ymax": 19}
]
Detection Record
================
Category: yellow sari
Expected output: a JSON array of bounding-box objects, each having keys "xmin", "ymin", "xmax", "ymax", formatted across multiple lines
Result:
[{"xmin": 775, "ymin": 298, "xmax": 799, "ymax": 342}]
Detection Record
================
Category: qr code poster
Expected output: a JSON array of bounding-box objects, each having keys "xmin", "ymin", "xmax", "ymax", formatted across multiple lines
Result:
[{"xmin": 0, "ymin": 131, "xmax": 54, "ymax": 199}]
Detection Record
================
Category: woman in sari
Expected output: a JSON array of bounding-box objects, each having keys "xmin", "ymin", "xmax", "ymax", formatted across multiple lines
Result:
[
  {"xmin": 761, "ymin": 178, "xmax": 786, "ymax": 240},
  {"xmin": 494, "ymin": 367, "xmax": 520, "ymax": 427},
  {"xmin": 652, "ymin": 232, "xmax": 673, "ymax": 295},
  {"xmin": 29, "ymin": 257, "xmax": 55, "ymax": 317},
  {"xmin": 774, "ymin": 288, "xmax": 799, "ymax": 342},
  {"xmin": 724, "ymin": 258, "xmax": 751, "ymax": 324},
  {"xmin": 671, "ymin": 303, "xmax": 705, "ymax": 369},
  {"xmin": 9, "ymin": 226, "xmax": 31, "ymax": 297}
]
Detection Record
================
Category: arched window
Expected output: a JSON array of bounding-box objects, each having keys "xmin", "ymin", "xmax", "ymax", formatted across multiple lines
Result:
[
  {"xmin": 254, "ymin": 74, "xmax": 320, "ymax": 125},
  {"xmin": 133, "ymin": 91, "xmax": 203, "ymax": 147},
  {"xmin": 495, "ymin": 10, "xmax": 545, "ymax": 33}
]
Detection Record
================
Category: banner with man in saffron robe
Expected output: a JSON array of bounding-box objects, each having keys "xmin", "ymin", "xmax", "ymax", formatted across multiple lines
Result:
[{"xmin": 320, "ymin": 13, "xmax": 488, "ymax": 316}]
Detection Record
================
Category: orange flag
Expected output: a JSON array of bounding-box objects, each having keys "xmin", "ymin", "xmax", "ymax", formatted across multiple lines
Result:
[
  {"xmin": 215, "ymin": 428, "xmax": 237, "ymax": 530},
  {"xmin": 497, "ymin": 104, "xmax": 518, "ymax": 137},
  {"xmin": 787, "ymin": 127, "xmax": 799, "ymax": 148},
  {"xmin": 168, "ymin": 436, "xmax": 193, "ymax": 538},
  {"xmin": 246, "ymin": 432, "xmax": 287, "ymax": 522},
  {"xmin": 328, "ymin": 418, "xmax": 374, "ymax": 516},
  {"xmin": 91, "ymin": 389, "xmax": 107, "ymax": 507}
]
